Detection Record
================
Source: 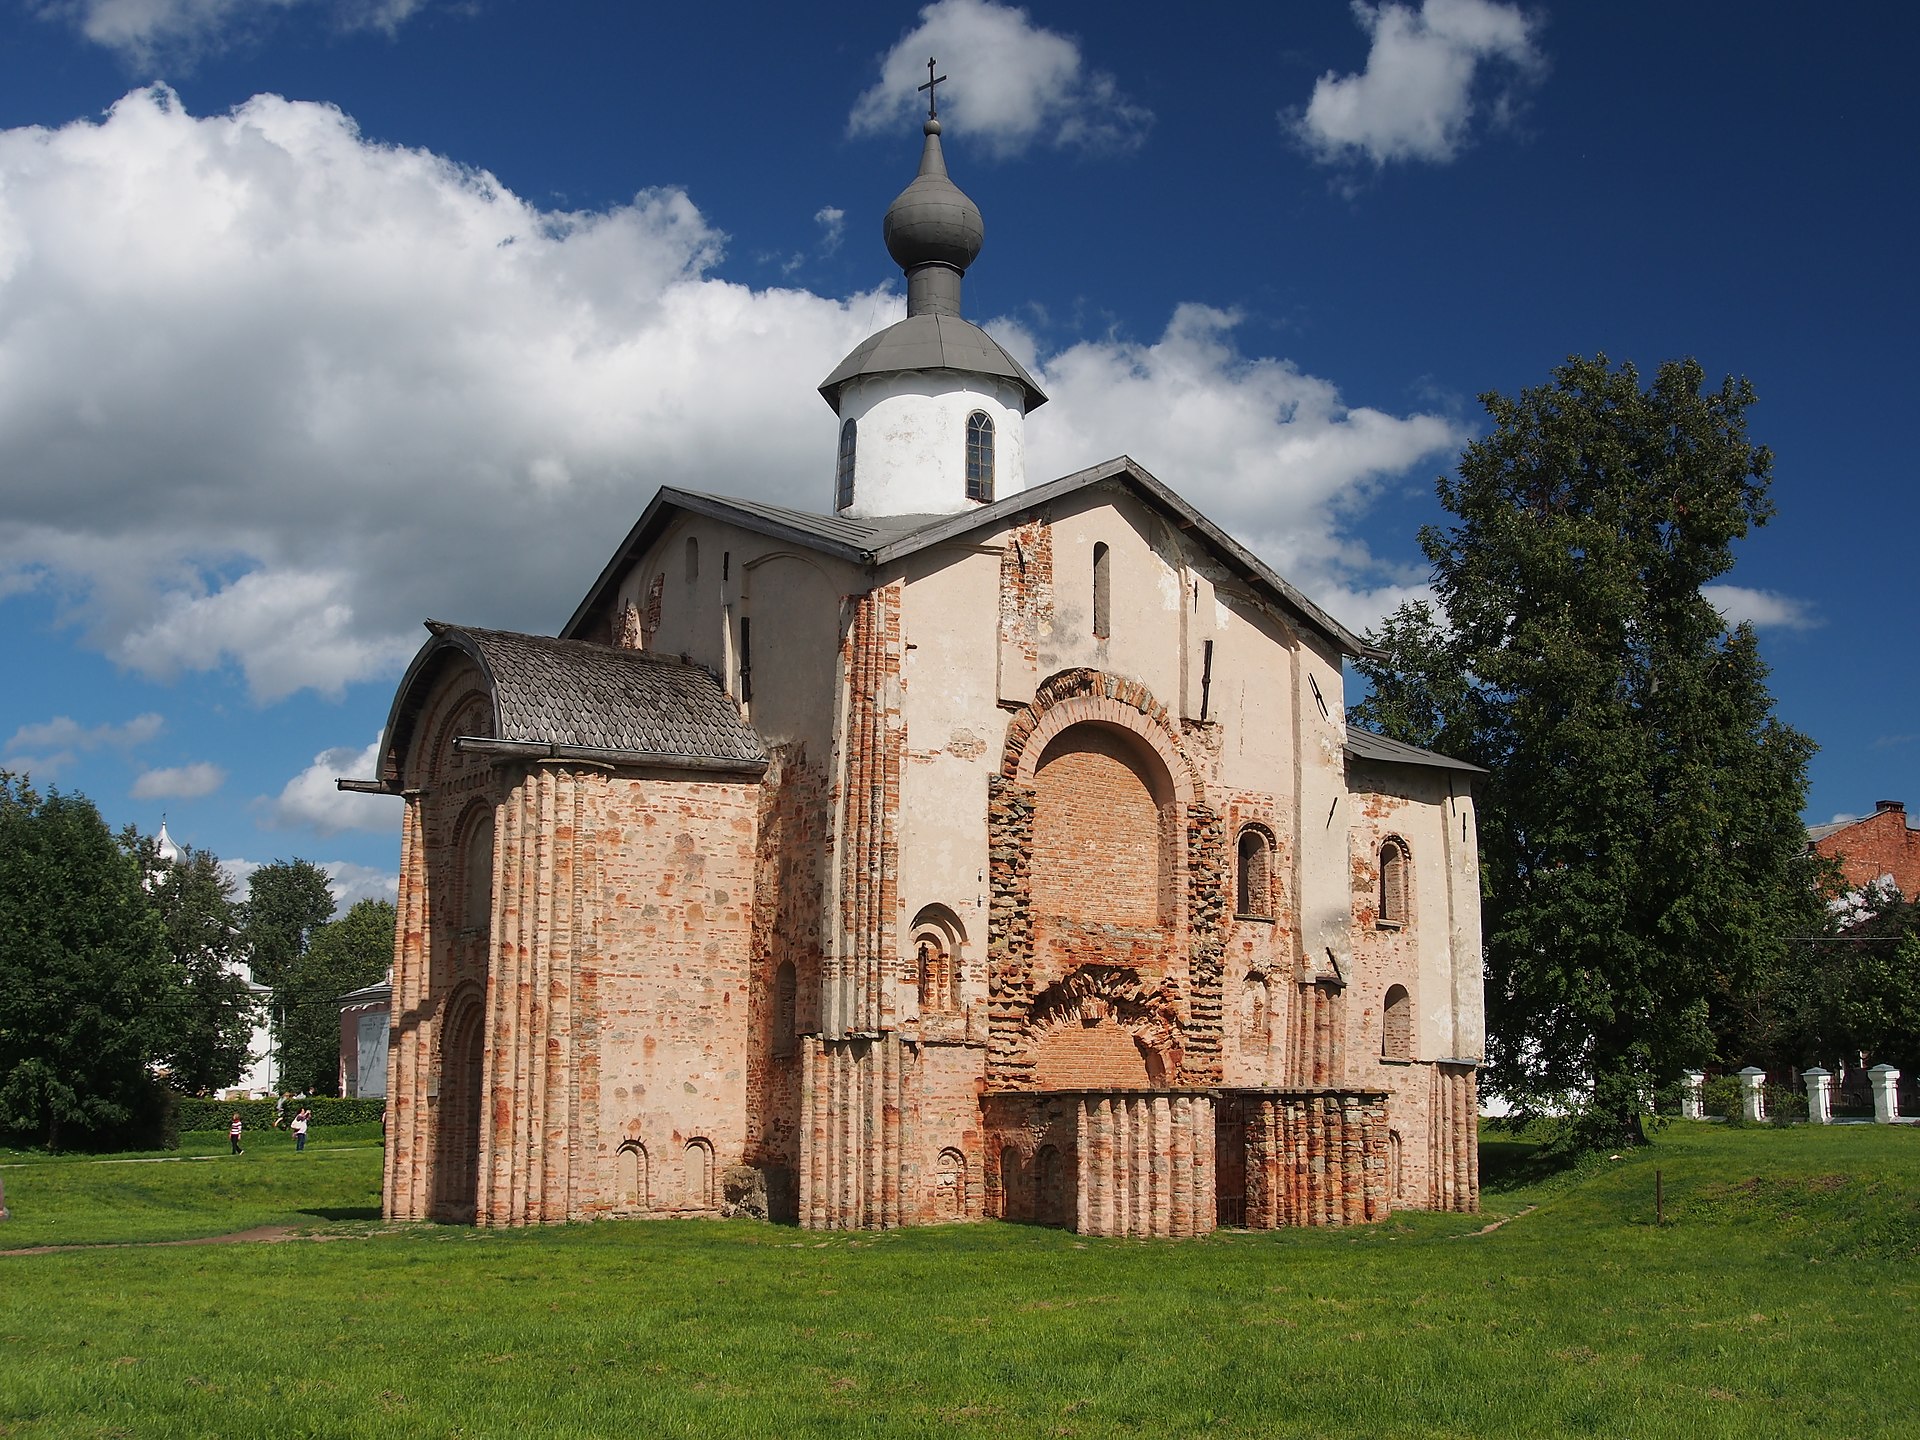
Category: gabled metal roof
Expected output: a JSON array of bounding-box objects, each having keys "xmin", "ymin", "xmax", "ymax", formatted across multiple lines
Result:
[
  {"xmin": 563, "ymin": 458, "xmax": 1376, "ymax": 659},
  {"xmin": 1344, "ymin": 728, "xmax": 1485, "ymax": 775}
]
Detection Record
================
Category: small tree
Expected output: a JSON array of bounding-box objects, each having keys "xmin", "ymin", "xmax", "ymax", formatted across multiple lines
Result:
[
  {"xmin": 276, "ymin": 898, "xmax": 396, "ymax": 1095},
  {"xmin": 238, "ymin": 858, "xmax": 336, "ymax": 992},
  {"xmin": 1353, "ymin": 356, "xmax": 1816, "ymax": 1147},
  {"xmin": 0, "ymin": 774, "xmax": 184, "ymax": 1148}
]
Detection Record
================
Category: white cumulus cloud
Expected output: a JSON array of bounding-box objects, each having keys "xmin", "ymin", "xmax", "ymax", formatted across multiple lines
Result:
[
  {"xmin": 224, "ymin": 854, "xmax": 398, "ymax": 912},
  {"xmin": 1703, "ymin": 584, "xmax": 1820, "ymax": 632},
  {"xmin": 131, "ymin": 759, "xmax": 226, "ymax": 798},
  {"xmin": 3, "ymin": 711, "xmax": 165, "ymax": 778},
  {"xmin": 850, "ymin": 0, "xmax": 1151, "ymax": 157},
  {"xmin": 1288, "ymin": 0, "xmax": 1544, "ymax": 168},
  {"xmin": 35, "ymin": 0, "xmax": 428, "ymax": 69},
  {"xmin": 264, "ymin": 736, "xmax": 402, "ymax": 834},
  {"xmin": 0, "ymin": 87, "xmax": 1461, "ymax": 707},
  {"xmin": 321, "ymin": 859, "xmax": 399, "ymax": 909},
  {"xmin": 1021, "ymin": 304, "xmax": 1467, "ymax": 621}
]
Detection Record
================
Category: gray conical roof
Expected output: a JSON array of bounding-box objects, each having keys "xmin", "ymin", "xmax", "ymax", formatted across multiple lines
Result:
[{"xmin": 883, "ymin": 119, "xmax": 983, "ymax": 274}]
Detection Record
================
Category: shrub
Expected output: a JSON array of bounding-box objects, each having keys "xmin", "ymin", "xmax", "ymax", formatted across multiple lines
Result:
[{"xmin": 175, "ymin": 1094, "xmax": 388, "ymax": 1134}]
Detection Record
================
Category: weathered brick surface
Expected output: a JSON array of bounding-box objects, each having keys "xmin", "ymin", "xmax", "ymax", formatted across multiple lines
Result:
[
  {"xmin": 744, "ymin": 742, "xmax": 828, "ymax": 1217},
  {"xmin": 382, "ymin": 491, "xmax": 1484, "ymax": 1235},
  {"xmin": 1811, "ymin": 801, "xmax": 1920, "ymax": 896}
]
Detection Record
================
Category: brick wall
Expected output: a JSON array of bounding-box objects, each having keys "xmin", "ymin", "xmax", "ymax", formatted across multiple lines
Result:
[
  {"xmin": 744, "ymin": 741, "xmax": 829, "ymax": 1217},
  {"xmin": 1813, "ymin": 802, "xmax": 1920, "ymax": 896}
]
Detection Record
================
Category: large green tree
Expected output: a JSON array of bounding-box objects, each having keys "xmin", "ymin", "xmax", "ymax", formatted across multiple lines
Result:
[
  {"xmin": 137, "ymin": 840, "xmax": 259, "ymax": 1095},
  {"xmin": 0, "ymin": 774, "xmax": 185, "ymax": 1148},
  {"xmin": 276, "ymin": 898, "xmax": 396, "ymax": 1095},
  {"xmin": 1352, "ymin": 356, "xmax": 1818, "ymax": 1145}
]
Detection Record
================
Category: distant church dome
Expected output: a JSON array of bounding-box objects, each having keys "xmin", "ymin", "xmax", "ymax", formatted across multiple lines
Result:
[
  {"xmin": 155, "ymin": 818, "xmax": 178, "ymax": 865},
  {"xmin": 820, "ymin": 66, "xmax": 1045, "ymax": 520}
]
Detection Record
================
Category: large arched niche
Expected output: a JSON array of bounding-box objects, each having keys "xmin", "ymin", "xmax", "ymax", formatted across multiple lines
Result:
[{"xmin": 1029, "ymin": 721, "xmax": 1176, "ymax": 932}]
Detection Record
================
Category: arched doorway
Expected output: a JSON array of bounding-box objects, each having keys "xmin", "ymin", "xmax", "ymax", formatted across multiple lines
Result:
[{"xmin": 431, "ymin": 989, "xmax": 486, "ymax": 1222}]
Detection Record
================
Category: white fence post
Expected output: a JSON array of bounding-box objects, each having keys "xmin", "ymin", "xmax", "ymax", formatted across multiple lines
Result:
[
  {"xmin": 1738, "ymin": 1066, "xmax": 1767, "ymax": 1123},
  {"xmin": 1803, "ymin": 1067, "xmax": 1832, "ymax": 1125},
  {"xmin": 1681, "ymin": 1070, "xmax": 1706, "ymax": 1120},
  {"xmin": 1870, "ymin": 1064, "xmax": 1902, "ymax": 1123}
]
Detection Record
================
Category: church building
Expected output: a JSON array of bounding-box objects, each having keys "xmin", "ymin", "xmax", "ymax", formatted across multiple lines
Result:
[{"xmin": 352, "ymin": 94, "xmax": 1485, "ymax": 1236}]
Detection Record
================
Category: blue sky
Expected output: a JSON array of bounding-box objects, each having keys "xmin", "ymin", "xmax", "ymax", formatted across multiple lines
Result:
[{"xmin": 0, "ymin": 0, "xmax": 1914, "ymax": 907}]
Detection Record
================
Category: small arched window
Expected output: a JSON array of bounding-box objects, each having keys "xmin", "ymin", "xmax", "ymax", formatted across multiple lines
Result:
[
  {"xmin": 684, "ymin": 535, "xmax": 699, "ymax": 584},
  {"xmin": 835, "ymin": 419, "xmax": 857, "ymax": 510},
  {"xmin": 1378, "ymin": 838, "xmax": 1410, "ymax": 927},
  {"xmin": 1236, "ymin": 826, "xmax": 1274, "ymax": 918},
  {"xmin": 965, "ymin": 411, "xmax": 995, "ymax": 502},
  {"xmin": 1382, "ymin": 984, "xmax": 1412, "ymax": 1061},
  {"xmin": 1092, "ymin": 542, "xmax": 1111, "ymax": 639}
]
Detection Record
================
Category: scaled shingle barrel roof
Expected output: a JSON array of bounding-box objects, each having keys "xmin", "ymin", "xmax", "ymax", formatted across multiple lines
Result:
[{"xmin": 388, "ymin": 622, "xmax": 766, "ymax": 775}]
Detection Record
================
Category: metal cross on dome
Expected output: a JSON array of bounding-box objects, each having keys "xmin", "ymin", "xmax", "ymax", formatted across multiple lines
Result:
[{"xmin": 918, "ymin": 57, "xmax": 946, "ymax": 119}]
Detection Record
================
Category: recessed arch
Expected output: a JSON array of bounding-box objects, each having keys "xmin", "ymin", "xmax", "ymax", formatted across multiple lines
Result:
[
  {"xmin": 430, "ymin": 980, "xmax": 486, "ymax": 1223},
  {"xmin": 684, "ymin": 1137, "xmax": 715, "ymax": 1210},
  {"xmin": 617, "ymin": 1141, "xmax": 650, "ymax": 1213},
  {"xmin": 1236, "ymin": 824, "xmax": 1275, "ymax": 919},
  {"xmin": 1002, "ymin": 669, "xmax": 1200, "ymax": 808},
  {"xmin": 934, "ymin": 1146, "xmax": 968, "ymax": 1220},
  {"xmin": 1382, "ymin": 983, "xmax": 1412, "ymax": 1061},
  {"xmin": 1378, "ymin": 836, "xmax": 1411, "ymax": 927},
  {"xmin": 456, "ymin": 800, "xmax": 495, "ymax": 935},
  {"xmin": 910, "ymin": 903, "xmax": 967, "ymax": 1014},
  {"xmin": 1031, "ymin": 721, "xmax": 1177, "ymax": 930}
]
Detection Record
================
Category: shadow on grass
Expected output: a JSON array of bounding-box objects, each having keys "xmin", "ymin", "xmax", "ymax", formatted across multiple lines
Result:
[
  {"xmin": 298, "ymin": 1206, "xmax": 382, "ymax": 1222},
  {"xmin": 1479, "ymin": 1124, "xmax": 1596, "ymax": 1194}
]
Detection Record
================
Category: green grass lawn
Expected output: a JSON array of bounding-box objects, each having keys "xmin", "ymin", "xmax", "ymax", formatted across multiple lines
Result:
[{"xmin": 1, "ymin": 1122, "xmax": 1916, "ymax": 1438}]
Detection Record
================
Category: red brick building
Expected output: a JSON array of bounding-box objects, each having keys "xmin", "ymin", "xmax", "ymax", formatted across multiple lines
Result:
[
  {"xmin": 1808, "ymin": 800, "xmax": 1920, "ymax": 896},
  {"xmin": 351, "ymin": 108, "xmax": 1486, "ymax": 1236}
]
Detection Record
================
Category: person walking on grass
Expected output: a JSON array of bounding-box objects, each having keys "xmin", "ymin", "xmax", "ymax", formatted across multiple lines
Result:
[
  {"xmin": 229, "ymin": 1113, "xmax": 244, "ymax": 1155},
  {"xmin": 293, "ymin": 1107, "xmax": 310, "ymax": 1153},
  {"xmin": 273, "ymin": 1094, "xmax": 286, "ymax": 1130}
]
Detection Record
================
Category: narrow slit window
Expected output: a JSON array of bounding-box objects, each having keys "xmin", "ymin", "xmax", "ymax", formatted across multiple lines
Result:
[
  {"xmin": 965, "ymin": 411, "xmax": 995, "ymax": 502},
  {"xmin": 773, "ymin": 961, "xmax": 796, "ymax": 1057},
  {"xmin": 835, "ymin": 419, "xmax": 857, "ymax": 510},
  {"xmin": 1092, "ymin": 542, "xmax": 1111, "ymax": 639},
  {"xmin": 685, "ymin": 535, "xmax": 699, "ymax": 584},
  {"xmin": 738, "ymin": 616, "xmax": 753, "ymax": 704}
]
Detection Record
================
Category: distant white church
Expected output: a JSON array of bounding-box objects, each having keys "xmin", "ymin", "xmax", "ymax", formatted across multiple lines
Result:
[{"xmin": 152, "ymin": 819, "xmax": 277, "ymax": 1098}]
